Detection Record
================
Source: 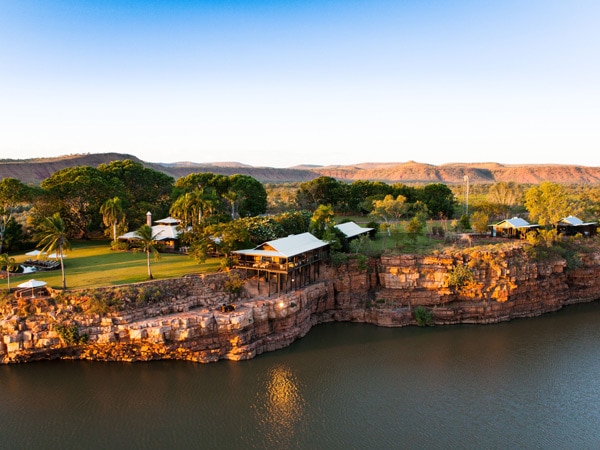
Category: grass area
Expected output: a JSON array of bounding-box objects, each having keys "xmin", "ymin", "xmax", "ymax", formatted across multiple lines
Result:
[
  {"xmin": 369, "ymin": 230, "xmax": 445, "ymax": 254},
  {"xmin": 1, "ymin": 240, "xmax": 221, "ymax": 291}
]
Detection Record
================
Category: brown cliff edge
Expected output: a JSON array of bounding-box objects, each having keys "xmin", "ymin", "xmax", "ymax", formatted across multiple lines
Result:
[{"xmin": 2, "ymin": 241, "xmax": 599, "ymax": 364}]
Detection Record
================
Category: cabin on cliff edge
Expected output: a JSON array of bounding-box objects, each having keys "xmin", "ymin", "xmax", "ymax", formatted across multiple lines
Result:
[
  {"xmin": 556, "ymin": 216, "xmax": 598, "ymax": 237},
  {"xmin": 232, "ymin": 232, "xmax": 329, "ymax": 296},
  {"xmin": 489, "ymin": 217, "xmax": 540, "ymax": 239},
  {"xmin": 334, "ymin": 221, "xmax": 374, "ymax": 240}
]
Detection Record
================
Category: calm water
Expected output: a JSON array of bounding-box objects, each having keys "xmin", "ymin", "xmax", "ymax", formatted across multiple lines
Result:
[{"xmin": 2, "ymin": 302, "xmax": 600, "ymax": 449}]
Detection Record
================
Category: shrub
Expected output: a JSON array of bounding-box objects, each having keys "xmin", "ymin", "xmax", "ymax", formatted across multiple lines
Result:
[
  {"xmin": 447, "ymin": 264, "xmax": 474, "ymax": 290},
  {"xmin": 223, "ymin": 272, "xmax": 245, "ymax": 295},
  {"xmin": 329, "ymin": 252, "xmax": 348, "ymax": 267},
  {"xmin": 414, "ymin": 306, "xmax": 433, "ymax": 326},
  {"xmin": 55, "ymin": 324, "xmax": 88, "ymax": 345},
  {"xmin": 111, "ymin": 241, "xmax": 130, "ymax": 251},
  {"xmin": 356, "ymin": 254, "xmax": 369, "ymax": 271},
  {"xmin": 220, "ymin": 256, "xmax": 234, "ymax": 271},
  {"xmin": 366, "ymin": 221, "xmax": 380, "ymax": 238}
]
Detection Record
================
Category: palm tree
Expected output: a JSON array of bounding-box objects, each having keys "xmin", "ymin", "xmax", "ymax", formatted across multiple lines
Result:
[
  {"xmin": 37, "ymin": 213, "xmax": 71, "ymax": 289},
  {"xmin": 135, "ymin": 224, "xmax": 160, "ymax": 280},
  {"xmin": 170, "ymin": 192, "xmax": 194, "ymax": 228},
  {"xmin": 100, "ymin": 196, "xmax": 126, "ymax": 242},
  {"xmin": 223, "ymin": 190, "xmax": 238, "ymax": 220},
  {"xmin": 0, "ymin": 253, "xmax": 18, "ymax": 291}
]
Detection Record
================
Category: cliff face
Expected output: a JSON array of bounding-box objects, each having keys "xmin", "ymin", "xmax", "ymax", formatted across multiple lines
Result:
[{"xmin": 2, "ymin": 244, "xmax": 600, "ymax": 364}]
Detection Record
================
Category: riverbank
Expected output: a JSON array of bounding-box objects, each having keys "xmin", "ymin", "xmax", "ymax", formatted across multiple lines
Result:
[{"xmin": 2, "ymin": 241, "xmax": 600, "ymax": 364}]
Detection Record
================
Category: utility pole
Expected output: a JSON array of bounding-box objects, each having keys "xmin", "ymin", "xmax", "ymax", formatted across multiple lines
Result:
[{"xmin": 463, "ymin": 175, "xmax": 469, "ymax": 217}]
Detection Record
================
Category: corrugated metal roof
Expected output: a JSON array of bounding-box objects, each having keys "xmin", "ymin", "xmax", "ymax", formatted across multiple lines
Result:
[
  {"xmin": 335, "ymin": 222, "xmax": 373, "ymax": 238},
  {"xmin": 494, "ymin": 217, "xmax": 536, "ymax": 228},
  {"xmin": 231, "ymin": 249, "xmax": 282, "ymax": 258},
  {"xmin": 560, "ymin": 216, "xmax": 583, "ymax": 225},
  {"xmin": 559, "ymin": 216, "xmax": 597, "ymax": 226},
  {"xmin": 233, "ymin": 232, "xmax": 328, "ymax": 258}
]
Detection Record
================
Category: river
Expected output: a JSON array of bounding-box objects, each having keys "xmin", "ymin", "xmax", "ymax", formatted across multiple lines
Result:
[{"xmin": 2, "ymin": 301, "xmax": 600, "ymax": 449}]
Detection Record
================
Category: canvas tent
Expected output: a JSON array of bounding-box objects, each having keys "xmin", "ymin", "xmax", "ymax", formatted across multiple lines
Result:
[{"xmin": 334, "ymin": 222, "xmax": 373, "ymax": 239}]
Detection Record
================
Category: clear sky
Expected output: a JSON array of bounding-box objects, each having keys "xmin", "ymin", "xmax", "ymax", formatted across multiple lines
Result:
[{"xmin": 1, "ymin": 0, "xmax": 599, "ymax": 168}]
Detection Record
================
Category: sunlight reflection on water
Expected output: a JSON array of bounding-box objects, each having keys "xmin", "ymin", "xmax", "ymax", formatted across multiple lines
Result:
[{"xmin": 253, "ymin": 364, "xmax": 307, "ymax": 448}]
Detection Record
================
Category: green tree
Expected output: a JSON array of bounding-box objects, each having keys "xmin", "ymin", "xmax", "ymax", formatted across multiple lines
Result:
[
  {"xmin": 237, "ymin": 216, "xmax": 285, "ymax": 245},
  {"xmin": 417, "ymin": 183, "xmax": 456, "ymax": 219},
  {"xmin": 170, "ymin": 192, "xmax": 196, "ymax": 227},
  {"xmin": 98, "ymin": 160, "xmax": 174, "ymax": 228},
  {"xmin": 100, "ymin": 196, "xmax": 126, "ymax": 242},
  {"xmin": 135, "ymin": 224, "xmax": 160, "ymax": 280},
  {"xmin": 471, "ymin": 211, "xmax": 490, "ymax": 233},
  {"xmin": 227, "ymin": 174, "xmax": 268, "ymax": 218},
  {"xmin": 524, "ymin": 182, "xmax": 570, "ymax": 227},
  {"xmin": 309, "ymin": 204, "xmax": 335, "ymax": 239},
  {"xmin": 204, "ymin": 221, "xmax": 251, "ymax": 255},
  {"xmin": 223, "ymin": 190, "xmax": 239, "ymax": 220},
  {"xmin": 36, "ymin": 213, "xmax": 71, "ymax": 289},
  {"xmin": 345, "ymin": 180, "xmax": 392, "ymax": 214},
  {"xmin": 0, "ymin": 253, "xmax": 18, "ymax": 291},
  {"xmin": 40, "ymin": 166, "xmax": 115, "ymax": 238},
  {"xmin": 296, "ymin": 176, "xmax": 344, "ymax": 211},
  {"xmin": 0, "ymin": 178, "xmax": 31, "ymax": 253},
  {"xmin": 273, "ymin": 210, "xmax": 311, "ymax": 235},
  {"xmin": 370, "ymin": 195, "xmax": 408, "ymax": 236},
  {"xmin": 406, "ymin": 216, "xmax": 425, "ymax": 242},
  {"xmin": 486, "ymin": 181, "xmax": 523, "ymax": 219}
]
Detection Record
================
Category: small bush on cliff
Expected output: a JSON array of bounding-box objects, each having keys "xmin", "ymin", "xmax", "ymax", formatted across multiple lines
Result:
[
  {"xmin": 356, "ymin": 254, "xmax": 369, "ymax": 271},
  {"xmin": 220, "ymin": 256, "xmax": 235, "ymax": 271},
  {"xmin": 329, "ymin": 252, "xmax": 348, "ymax": 267},
  {"xmin": 414, "ymin": 306, "xmax": 433, "ymax": 326},
  {"xmin": 224, "ymin": 272, "xmax": 245, "ymax": 295},
  {"xmin": 526, "ymin": 229, "xmax": 559, "ymax": 248},
  {"xmin": 447, "ymin": 264, "xmax": 474, "ymax": 290},
  {"xmin": 55, "ymin": 324, "xmax": 88, "ymax": 345}
]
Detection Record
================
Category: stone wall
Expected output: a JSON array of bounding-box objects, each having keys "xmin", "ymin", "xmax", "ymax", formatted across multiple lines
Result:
[{"xmin": 2, "ymin": 245, "xmax": 600, "ymax": 364}]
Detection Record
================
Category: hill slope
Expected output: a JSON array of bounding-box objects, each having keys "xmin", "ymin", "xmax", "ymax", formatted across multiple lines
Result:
[{"xmin": 1, "ymin": 153, "xmax": 599, "ymax": 185}]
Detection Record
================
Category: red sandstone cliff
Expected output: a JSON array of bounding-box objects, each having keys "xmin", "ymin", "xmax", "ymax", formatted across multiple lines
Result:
[{"xmin": 1, "ymin": 242, "xmax": 600, "ymax": 364}]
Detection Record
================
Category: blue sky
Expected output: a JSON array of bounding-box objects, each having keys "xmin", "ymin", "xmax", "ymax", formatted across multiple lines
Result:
[{"xmin": 1, "ymin": 0, "xmax": 599, "ymax": 168}]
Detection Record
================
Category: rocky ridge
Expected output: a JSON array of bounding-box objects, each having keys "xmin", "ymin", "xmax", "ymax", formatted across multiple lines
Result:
[{"xmin": 2, "ymin": 153, "xmax": 600, "ymax": 185}]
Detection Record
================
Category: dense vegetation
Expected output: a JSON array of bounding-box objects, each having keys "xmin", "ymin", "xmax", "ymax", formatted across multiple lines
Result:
[{"xmin": 1, "ymin": 159, "xmax": 599, "ymax": 278}]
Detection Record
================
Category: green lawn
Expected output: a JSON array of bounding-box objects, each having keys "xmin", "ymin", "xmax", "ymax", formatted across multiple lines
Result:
[{"xmin": 2, "ymin": 240, "xmax": 220, "ymax": 291}]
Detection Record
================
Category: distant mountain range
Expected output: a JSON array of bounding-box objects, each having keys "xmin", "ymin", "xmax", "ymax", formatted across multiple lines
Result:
[{"xmin": 2, "ymin": 153, "xmax": 600, "ymax": 185}]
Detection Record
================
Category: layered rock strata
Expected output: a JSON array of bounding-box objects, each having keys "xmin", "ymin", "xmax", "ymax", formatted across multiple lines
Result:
[{"xmin": 2, "ymin": 244, "xmax": 599, "ymax": 364}]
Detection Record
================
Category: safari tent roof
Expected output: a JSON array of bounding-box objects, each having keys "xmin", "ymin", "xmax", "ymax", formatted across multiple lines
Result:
[
  {"xmin": 118, "ymin": 224, "xmax": 181, "ymax": 241},
  {"xmin": 232, "ymin": 232, "xmax": 328, "ymax": 259},
  {"xmin": 493, "ymin": 217, "xmax": 539, "ymax": 229},
  {"xmin": 558, "ymin": 216, "xmax": 597, "ymax": 226},
  {"xmin": 154, "ymin": 216, "xmax": 181, "ymax": 225},
  {"xmin": 335, "ymin": 222, "xmax": 373, "ymax": 238}
]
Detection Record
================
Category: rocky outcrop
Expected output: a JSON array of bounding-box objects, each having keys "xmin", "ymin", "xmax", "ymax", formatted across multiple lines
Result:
[{"xmin": 2, "ymin": 243, "xmax": 600, "ymax": 364}]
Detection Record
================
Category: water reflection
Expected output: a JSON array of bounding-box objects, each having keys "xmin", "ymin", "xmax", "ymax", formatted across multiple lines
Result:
[{"xmin": 253, "ymin": 364, "xmax": 307, "ymax": 448}]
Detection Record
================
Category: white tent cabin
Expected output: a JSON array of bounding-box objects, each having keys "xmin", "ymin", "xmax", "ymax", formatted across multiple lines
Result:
[
  {"xmin": 334, "ymin": 221, "xmax": 374, "ymax": 240},
  {"xmin": 118, "ymin": 213, "xmax": 185, "ymax": 252}
]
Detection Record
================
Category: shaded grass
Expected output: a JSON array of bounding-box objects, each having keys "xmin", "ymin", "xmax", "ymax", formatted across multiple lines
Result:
[{"xmin": 1, "ymin": 240, "xmax": 220, "ymax": 290}]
